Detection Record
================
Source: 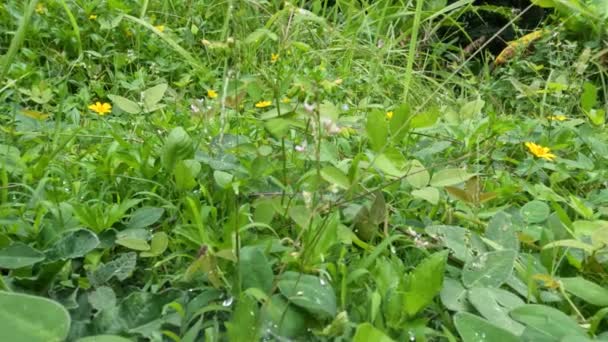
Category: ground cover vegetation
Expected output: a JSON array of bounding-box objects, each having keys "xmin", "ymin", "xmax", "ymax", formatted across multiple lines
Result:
[{"xmin": 2, "ymin": 0, "xmax": 608, "ymax": 341}]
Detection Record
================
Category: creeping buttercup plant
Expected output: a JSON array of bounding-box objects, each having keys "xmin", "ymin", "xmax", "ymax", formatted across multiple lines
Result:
[{"xmin": 1, "ymin": 0, "xmax": 608, "ymax": 341}]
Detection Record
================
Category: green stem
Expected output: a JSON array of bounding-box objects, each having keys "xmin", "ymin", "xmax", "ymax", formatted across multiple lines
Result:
[
  {"xmin": 402, "ymin": 0, "xmax": 424, "ymax": 100},
  {"xmin": 0, "ymin": 0, "xmax": 39, "ymax": 82},
  {"xmin": 58, "ymin": 0, "xmax": 83, "ymax": 57}
]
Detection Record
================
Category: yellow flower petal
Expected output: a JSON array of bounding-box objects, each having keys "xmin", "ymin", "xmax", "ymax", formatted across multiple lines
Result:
[
  {"xmin": 89, "ymin": 14, "xmax": 97, "ymax": 20},
  {"xmin": 255, "ymin": 100, "xmax": 272, "ymax": 108},
  {"xmin": 525, "ymin": 142, "xmax": 556, "ymax": 161},
  {"xmin": 154, "ymin": 25, "xmax": 165, "ymax": 33},
  {"xmin": 88, "ymin": 101, "xmax": 112, "ymax": 115},
  {"xmin": 271, "ymin": 53, "xmax": 279, "ymax": 63},
  {"xmin": 207, "ymin": 89, "xmax": 218, "ymax": 99},
  {"xmin": 386, "ymin": 111, "xmax": 394, "ymax": 120}
]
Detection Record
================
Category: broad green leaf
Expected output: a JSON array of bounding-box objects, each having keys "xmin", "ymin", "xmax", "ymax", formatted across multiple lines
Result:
[
  {"xmin": 454, "ymin": 312, "xmax": 519, "ymax": 342},
  {"xmin": 460, "ymin": 99, "xmax": 485, "ymax": 118},
  {"xmin": 88, "ymin": 286, "xmax": 117, "ymax": 312},
  {"xmin": 214, "ymin": 170, "xmax": 234, "ymax": 189},
  {"xmin": 366, "ymin": 110, "xmax": 388, "ymax": 152},
  {"xmin": 430, "ymin": 168, "xmax": 475, "ymax": 187},
  {"xmin": 45, "ymin": 229, "xmax": 99, "ymax": 261},
  {"xmin": 426, "ymin": 225, "xmax": 474, "ymax": 262},
  {"xmin": 115, "ymin": 237, "xmax": 150, "ymax": 251},
  {"xmin": 321, "ymin": 166, "xmax": 350, "ymax": 189},
  {"xmin": 90, "ymin": 252, "xmax": 137, "ymax": 286},
  {"xmin": 108, "ymin": 94, "xmax": 140, "ymax": 114},
  {"xmin": 260, "ymin": 295, "xmax": 308, "ymax": 338},
  {"xmin": 468, "ymin": 287, "xmax": 525, "ymax": 335},
  {"xmin": 0, "ymin": 243, "xmax": 45, "ymax": 269},
  {"xmin": 162, "ymin": 127, "xmax": 194, "ymax": 171},
  {"xmin": 440, "ymin": 277, "xmax": 470, "ymax": 311},
  {"xmin": 374, "ymin": 153, "xmax": 405, "ymax": 178},
  {"xmin": 264, "ymin": 118, "xmax": 291, "ymax": 138},
  {"xmin": 510, "ymin": 304, "xmax": 587, "ymax": 339},
  {"xmin": 405, "ymin": 160, "xmax": 429, "ymax": 188},
  {"xmin": 127, "ymin": 207, "xmax": 164, "ymax": 230},
  {"xmin": 411, "ymin": 187, "xmax": 440, "ymax": 205},
  {"xmin": 140, "ymin": 232, "xmax": 169, "ymax": 258},
  {"xmin": 118, "ymin": 290, "xmax": 181, "ymax": 331},
  {"xmin": 403, "ymin": 250, "xmax": 448, "ymax": 316},
  {"xmin": 520, "ymin": 200, "xmax": 550, "ymax": 224},
  {"xmin": 142, "ymin": 83, "xmax": 167, "ymax": 109},
  {"xmin": 581, "ymin": 82, "xmax": 597, "ymax": 111},
  {"xmin": 226, "ymin": 294, "xmax": 260, "ymax": 341},
  {"xmin": 410, "ymin": 107, "xmax": 439, "ymax": 129},
  {"xmin": 560, "ymin": 277, "xmax": 608, "ymax": 306},
  {"xmin": 462, "ymin": 250, "xmax": 517, "ymax": 288},
  {"xmin": 486, "ymin": 212, "xmax": 519, "ymax": 251},
  {"xmin": 353, "ymin": 323, "xmax": 394, "ymax": 342},
  {"xmin": 0, "ymin": 292, "xmax": 70, "ymax": 342},
  {"xmin": 174, "ymin": 160, "xmax": 200, "ymax": 190},
  {"xmin": 244, "ymin": 28, "xmax": 278, "ymax": 44},
  {"xmin": 239, "ymin": 246, "xmax": 273, "ymax": 293},
  {"xmin": 278, "ymin": 272, "xmax": 337, "ymax": 319}
]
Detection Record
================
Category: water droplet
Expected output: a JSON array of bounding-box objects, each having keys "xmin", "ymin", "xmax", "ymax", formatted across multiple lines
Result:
[
  {"xmin": 320, "ymin": 278, "xmax": 326, "ymax": 286},
  {"xmin": 222, "ymin": 297, "xmax": 233, "ymax": 307}
]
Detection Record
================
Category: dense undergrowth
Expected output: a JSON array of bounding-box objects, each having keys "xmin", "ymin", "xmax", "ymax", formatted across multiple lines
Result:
[{"xmin": 2, "ymin": 0, "xmax": 608, "ymax": 341}]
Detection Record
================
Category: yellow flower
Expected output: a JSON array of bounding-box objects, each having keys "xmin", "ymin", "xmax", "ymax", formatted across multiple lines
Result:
[
  {"xmin": 88, "ymin": 102, "xmax": 112, "ymax": 115},
  {"xmin": 89, "ymin": 14, "xmax": 97, "ymax": 20},
  {"xmin": 386, "ymin": 111, "xmax": 394, "ymax": 120},
  {"xmin": 271, "ymin": 53, "xmax": 279, "ymax": 63},
  {"xmin": 525, "ymin": 142, "xmax": 556, "ymax": 161},
  {"xmin": 255, "ymin": 100, "xmax": 272, "ymax": 108},
  {"xmin": 154, "ymin": 25, "xmax": 165, "ymax": 33},
  {"xmin": 35, "ymin": 3, "xmax": 45, "ymax": 14},
  {"xmin": 334, "ymin": 79, "xmax": 343, "ymax": 85},
  {"xmin": 548, "ymin": 115, "xmax": 567, "ymax": 121},
  {"xmin": 207, "ymin": 89, "xmax": 218, "ymax": 99},
  {"xmin": 281, "ymin": 97, "xmax": 291, "ymax": 104}
]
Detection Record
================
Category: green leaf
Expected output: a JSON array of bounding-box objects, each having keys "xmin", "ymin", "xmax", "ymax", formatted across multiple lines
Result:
[
  {"xmin": 107, "ymin": 94, "xmax": 141, "ymax": 114},
  {"xmin": 45, "ymin": 229, "xmax": 99, "ymax": 261},
  {"xmin": 510, "ymin": 304, "xmax": 587, "ymax": 339},
  {"xmin": 244, "ymin": 28, "xmax": 278, "ymax": 44},
  {"xmin": 161, "ymin": 127, "xmax": 194, "ymax": 171},
  {"xmin": 76, "ymin": 336, "xmax": 132, "ymax": 342},
  {"xmin": 0, "ymin": 292, "xmax": 70, "ymax": 342},
  {"xmin": 115, "ymin": 237, "xmax": 150, "ymax": 251},
  {"xmin": 366, "ymin": 110, "xmax": 389, "ymax": 152},
  {"xmin": 467, "ymin": 287, "xmax": 525, "ymax": 334},
  {"xmin": 260, "ymin": 294, "xmax": 308, "ymax": 338},
  {"xmin": 140, "ymin": 232, "xmax": 169, "ymax": 258},
  {"xmin": 278, "ymin": 272, "xmax": 337, "ymax": 319},
  {"xmin": 462, "ymin": 250, "xmax": 517, "ymax": 288},
  {"xmin": 127, "ymin": 207, "xmax": 164, "ymax": 229},
  {"xmin": 389, "ymin": 103, "xmax": 410, "ymax": 143},
  {"xmin": 88, "ymin": 286, "xmax": 117, "ymax": 312},
  {"xmin": 410, "ymin": 107, "xmax": 439, "ymax": 129},
  {"xmin": 454, "ymin": 312, "xmax": 519, "ymax": 342},
  {"xmin": 403, "ymin": 250, "xmax": 448, "ymax": 316},
  {"xmin": 0, "ymin": 243, "xmax": 45, "ymax": 269},
  {"xmin": 374, "ymin": 153, "xmax": 405, "ymax": 178},
  {"xmin": 542, "ymin": 239, "xmax": 595, "ymax": 253},
  {"xmin": 520, "ymin": 200, "xmax": 550, "ymax": 224},
  {"xmin": 430, "ymin": 168, "xmax": 475, "ymax": 187},
  {"xmin": 560, "ymin": 277, "xmax": 608, "ymax": 306},
  {"xmin": 174, "ymin": 160, "xmax": 201, "ymax": 190},
  {"xmin": 440, "ymin": 277, "xmax": 470, "ymax": 311},
  {"xmin": 486, "ymin": 212, "xmax": 519, "ymax": 251},
  {"xmin": 321, "ymin": 166, "xmax": 350, "ymax": 189},
  {"xmin": 90, "ymin": 252, "xmax": 137, "ymax": 286},
  {"xmin": 405, "ymin": 160, "xmax": 429, "ymax": 188},
  {"xmin": 411, "ymin": 187, "xmax": 440, "ymax": 205},
  {"xmin": 460, "ymin": 99, "xmax": 485, "ymax": 118},
  {"xmin": 226, "ymin": 294, "xmax": 260, "ymax": 341},
  {"xmin": 239, "ymin": 246, "xmax": 273, "ymax": 293},
  {"xmin": 142, "ymin": 83, "xmax": 167, "ymax": 109},
  {"xmin": 214, "ymin": 170, "xmax": 234, "ymax": 189},
  {"xmin": 581, "ymin": 82, "xmax": 597, "ymax": 112},
  {"xmin": 353, "ymin": 323, "xmax": 394, "ymax": 342}
]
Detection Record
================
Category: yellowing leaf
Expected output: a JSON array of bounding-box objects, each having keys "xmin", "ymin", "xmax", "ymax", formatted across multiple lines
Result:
[
  {"xmin": 20, "ymin": 109, "xmax": 50, "ymax": 120},
  {"xmin": 494, "ymin": 30, "xmax": 545, "ymax": 66}
]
